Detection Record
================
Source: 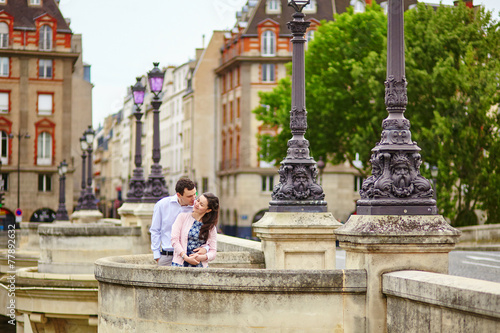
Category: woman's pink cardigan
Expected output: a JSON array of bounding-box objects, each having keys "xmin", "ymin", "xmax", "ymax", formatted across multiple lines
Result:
[{"xmin": 170, "ymin": 212, "xmax": 217, "ymax": 268}]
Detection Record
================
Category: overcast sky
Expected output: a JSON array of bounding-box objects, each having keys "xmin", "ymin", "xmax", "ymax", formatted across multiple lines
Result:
[{"xmin": 58, "ymin": 0, "xmax": 499, "ymax": 128}]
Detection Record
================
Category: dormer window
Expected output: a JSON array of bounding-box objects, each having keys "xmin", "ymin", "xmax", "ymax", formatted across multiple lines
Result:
[
  {"xmin": 261, "ymin": 30, "xmax": 275, "ymax": 57},
  {"xmin": 351, "ymin": 0, "xmax": 366, "ymax": 13},
  {"xmin": 39, "ymin": 25, "xmax": 52, "ymax": 51},
  {"xmin": 303, "ymin": 0, "xmax": 317, "ymax": 13},
  {"xmin": 266, "ymin": 0, "xmax": 281, "ymax": 14},
  {"xmin": 30, "ymin": 0, "xmax": 41, "ymax": 5},
  {"xmin": 0, "ymin": 22, "xmax": 8, "ymax": 48}
]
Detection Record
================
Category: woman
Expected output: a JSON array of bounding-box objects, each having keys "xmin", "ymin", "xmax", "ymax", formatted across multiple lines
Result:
[{"xmin": 171, "ymin": 192, "xmax": 218, "ymax": 267}]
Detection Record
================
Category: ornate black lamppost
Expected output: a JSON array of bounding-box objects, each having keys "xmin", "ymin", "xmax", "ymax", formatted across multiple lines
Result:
[
  {"xmin": 75, "ymin": 136, "xmax": 87, "ymax": 211},
  {"xmin": 126, "ymin": 77, "xmax": 146, "ymax": 203},
  {"xmin": 55, "ymin": 160, "xmax": 69, "ymax": 221},
  {"xmin": 269, "ymin": 0, "xmax": 326, "ymax": 212},
  {"xmin": 81, "ymin": 126, "xmax": 98, "ymax": 210},
  {"xmin": 357, "ymin": 0, "xmax": 436, "ymax": 215},
  {"xmin": 142, "ymin": 62, "xmax": 169, "ymax": 202},
  {"xmin": 9, "ymin": 131, "xmax": 30, "ymax": 210}
]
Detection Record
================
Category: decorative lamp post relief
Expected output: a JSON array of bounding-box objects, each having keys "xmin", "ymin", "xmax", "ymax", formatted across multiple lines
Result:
[
  {"xmin": 356, "ymin": 0, "xmax": 437, "ymax": 215},
  {"xmin": 269, "ymin": 0, "xmax": 326, "ymax": 212}
]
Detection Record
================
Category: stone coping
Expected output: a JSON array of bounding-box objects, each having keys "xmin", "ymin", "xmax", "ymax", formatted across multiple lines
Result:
[
  {"xmin": 95, "ymin": 254, "xmax": 367, "ymax": 293},
  {"xmin": 217, "ymin": 234, "xmax": 262, "ymax": 252},
  {"xmin": 38, "ymin": 222, "xmax": 141, "ymax": 236},
  {"xmin": 336, "ymin": 215, "xmax": 461, "ymax": 244},
  {"xmin": 13, "ymin": 267, "xmax": 98, "ymax": 288},
  {"xmin": 458, "ymin": 224, "xmax": 500, "ymax": 232},
  {"xmin": 383, "ymin": 270, "xmax": 500, "ymax": 320}
]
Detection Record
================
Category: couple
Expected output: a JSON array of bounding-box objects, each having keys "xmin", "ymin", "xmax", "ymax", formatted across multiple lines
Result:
[{"xmin": 149, "ymin": 178, "xmax": 219, "ymax": 268}]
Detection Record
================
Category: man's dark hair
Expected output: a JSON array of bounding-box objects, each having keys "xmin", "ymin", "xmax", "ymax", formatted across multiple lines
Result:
[{"xmin": 175, "ymin": 178, "xmax": 195, "ymax": 195}]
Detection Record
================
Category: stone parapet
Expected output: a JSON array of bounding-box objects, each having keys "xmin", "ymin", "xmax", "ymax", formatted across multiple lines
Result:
[
  {"xmin": 253, "ymin": 212, "xmax": 342, "ymax": 269},
  {"xmin": 383, "ymin": 270, "xmax": 500, "ymax": 331},
  {"xmin": 456, "ymin": 224, "xmax": 500, "ymax": 250},
  {"xmin": 95, "ymin": 254, "xmax": 367, "ymax": 332},
  {"xmin": 38, "ymin": 223, "xmax": 144, "ymax": 274}
]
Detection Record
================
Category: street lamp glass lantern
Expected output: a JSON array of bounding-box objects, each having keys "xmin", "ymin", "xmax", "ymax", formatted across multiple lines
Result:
[
  {"xmin": 61, "ymin": 160, "xmax": 68, "ymax": 175},
  {"xmin": 147, "ymin": 62, "xmax": 165, "ymax": 95},
  {"xmin": 80, "ymin": 136, "xmax": 88, "ymax": 151},
  {"xmin": 131, "ymin": 77, "xmax": 146, "ymax": 105},
  {"xmin": 85, "ymin": 126, "xmax": 95, "ymax": 145},
  {"xmin": 431, "ymin": 165, "xmax": 438, "ymax": 178}
]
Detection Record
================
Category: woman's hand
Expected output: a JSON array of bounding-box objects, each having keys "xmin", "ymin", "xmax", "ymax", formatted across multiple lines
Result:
[
  {"xmin": 193, "ymin": 247, "xmax": 207, "ymax": 255},
  {"xmin": 184, "ymin": 255, "xmax": 200, "ymax": 266},
  {"xmin": 189, "ymin": 253, "xmax": 207, "ymax": 262}
]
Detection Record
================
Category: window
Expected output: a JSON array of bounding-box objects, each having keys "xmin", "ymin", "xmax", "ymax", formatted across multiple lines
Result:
[
  {"xmin": 351, "ymin": 0, "xmax": 366, "ymax": 13},
  {"xmin": 222, "ymin": 104, "xmax": 227, "ymax": 125},
  {"xmin": 0, "ymin": 130, "xmax": 7, "ymax": 164},
  {"xmin": 0, "ymin": 173, "xmax": 8, "ymax": 191},
  {"xmin": 267, "ymin": 0, "xmax": 279, "ymax": 12},
  {"xmin": 0, "ymin": 22, "xmax": 8, "ymax": 48},
  {"xmin": 202, "ymin": 177, "xmax": 208, "ymax": 193},
  {"xmin": 30, "ymin": 0, "xmax": 41, "ymax": 5},
  {"xmin": 307, "ymin": 30, "xmax": 315, "ymax": 43},
  {"xmin": 303, "ymin": 0, "xmax": 317, "ymax": 13},
  {"xmin": 38, "ymin": 93, "xmax": 53, "ymax": 115},
  {"xmin": 37, "ymin": 132, "xmax": 52, "ymax": 165},
  {"xmin": 39, "ymin": 25, "xmax": 52, "ymax": 51},
  {"xmin": 236, "ymin": 98, "xmax": 240, "ymax": 118},
  {"xmin": 354, "ymin": 176, "xmax": 364, "ymax": 192},
  {"xmin": 39, "ymin": 59, "xmax": 53, "ymax": 78},
  {"xmin": 38, "ymin": 174, "xmax": 52, "ymax": 192},
  {"xmin": 261, "ymin": 175, "xmax": 274, "ymax": 192},
  {"xmin": 0, "ymin": 57, "xmax": 8, "ymax": 77},
  {"xmin": 261, "ymin": 30, "xmax": 275, "ymax": 56},
  {"xmin": 0, "ymin": 92, "xmax": 9, "ymax": 113},
  {"xmin": 262, "ymin": 64, "xmax": 275, "ymax": 82}
]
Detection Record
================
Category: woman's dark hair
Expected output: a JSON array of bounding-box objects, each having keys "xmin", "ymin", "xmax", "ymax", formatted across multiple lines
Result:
[{"xmin": 199, "ymin": 192, "xmax": 219, "ymax": 242}]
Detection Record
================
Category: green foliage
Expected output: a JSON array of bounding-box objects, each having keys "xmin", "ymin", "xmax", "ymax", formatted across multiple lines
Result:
[{"xmin": 253, "ymin": 3, "xmax": 500, "ymax": 226}]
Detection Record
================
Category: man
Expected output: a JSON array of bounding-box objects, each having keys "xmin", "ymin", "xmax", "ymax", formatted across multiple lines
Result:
[{"xmin": 150, "ymin": 178, "xmax": 206, "ymax": 266}]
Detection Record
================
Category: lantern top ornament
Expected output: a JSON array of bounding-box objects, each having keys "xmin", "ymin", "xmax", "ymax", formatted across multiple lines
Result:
[{"xmin": 288, "ymin": 0, "xmax": 310, "ymax": 12}]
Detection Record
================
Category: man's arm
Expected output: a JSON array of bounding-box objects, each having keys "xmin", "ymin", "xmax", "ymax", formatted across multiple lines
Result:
[{"xmin": 149, "ymin": 202, "xmax": 162, "ymax": 260}]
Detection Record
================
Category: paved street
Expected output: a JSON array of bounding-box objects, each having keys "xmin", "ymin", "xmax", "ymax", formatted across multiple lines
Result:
[{"xmin": 336, "ymin": 249, "xmax": 500, "ymax": 283}]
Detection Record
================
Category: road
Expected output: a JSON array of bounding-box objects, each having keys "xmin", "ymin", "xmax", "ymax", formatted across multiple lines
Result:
[{"xmin": 336, "ymin": 249, "xmax": 500, "ymax": 283}]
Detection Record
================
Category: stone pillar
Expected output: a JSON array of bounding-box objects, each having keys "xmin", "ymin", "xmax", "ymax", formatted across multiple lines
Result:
[
  {"xmin": 134, "ymin": 202, "xmax": 156, "ymax": 252},
  {"xmin": 253, "ymin": 212, "xmax": 342, "ymax": 270},
  {"xmin": 70, "ymin": 209, "xmax": 103, "ymax": 224},
  {"xmin": 117, "ymin": 202, "xmax": 141, "ymax": 226},
  {"xmin": 335, "ymin": 215, "xmax": 461, "ymax": 332}
]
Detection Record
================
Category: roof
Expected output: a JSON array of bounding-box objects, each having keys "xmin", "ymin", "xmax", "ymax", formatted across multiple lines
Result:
[
  {"xmin": 0, "ymin": 0, "xmax": 71, "ymax": 32},
  {"xmin": 243, "ymin": 0, "xmax": 334, "ymax": 37}
]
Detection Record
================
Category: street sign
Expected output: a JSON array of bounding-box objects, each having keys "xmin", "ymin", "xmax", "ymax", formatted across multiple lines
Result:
[{"xmin": 15, "ymin": 208, "xmax": 22, "ymax": 216}]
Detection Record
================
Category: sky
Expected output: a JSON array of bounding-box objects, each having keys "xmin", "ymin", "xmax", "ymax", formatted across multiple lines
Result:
[{"xmin": 58, "ymin": 0, "xmax": 499, "ymax": 128}]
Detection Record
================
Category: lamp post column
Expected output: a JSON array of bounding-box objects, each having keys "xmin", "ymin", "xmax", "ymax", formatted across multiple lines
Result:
[
  {"xmin": 269, "ymin": 1, "xmax": 326, "ymax": 212},
  {"xmin": 126, "ymin": 77, "xmax": 146, "ymax": 203},
  {"xmin": 75, "ymin": 137, "xmax": 87, "ymax": 211},
  {"xmin": 55, "ymin": 160, "xmax": 69, "ymax": 221},
  {"xmin": 142, "ymin": 63, "xmax": 169, "ymax": 203},
  {"xmin": 85, "ymin": 143, "xmax": 98, "ymax": 210}
]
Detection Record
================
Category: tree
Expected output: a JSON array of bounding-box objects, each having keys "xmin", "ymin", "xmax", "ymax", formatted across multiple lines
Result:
[{"xmin": 254, "ymin": 3, "xmax": 500, "ymax": 226}]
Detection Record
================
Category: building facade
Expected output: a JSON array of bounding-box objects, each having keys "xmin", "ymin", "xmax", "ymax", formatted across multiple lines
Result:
[{"xmin": 0, "ymin": 0, "xmax": 92, "ymax": 223}]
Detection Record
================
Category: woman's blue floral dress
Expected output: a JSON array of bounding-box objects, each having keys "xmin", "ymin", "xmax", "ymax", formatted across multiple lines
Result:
[{"xmin": 172, "ymin": 220, "xmax": 206, "ymax": 267}]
